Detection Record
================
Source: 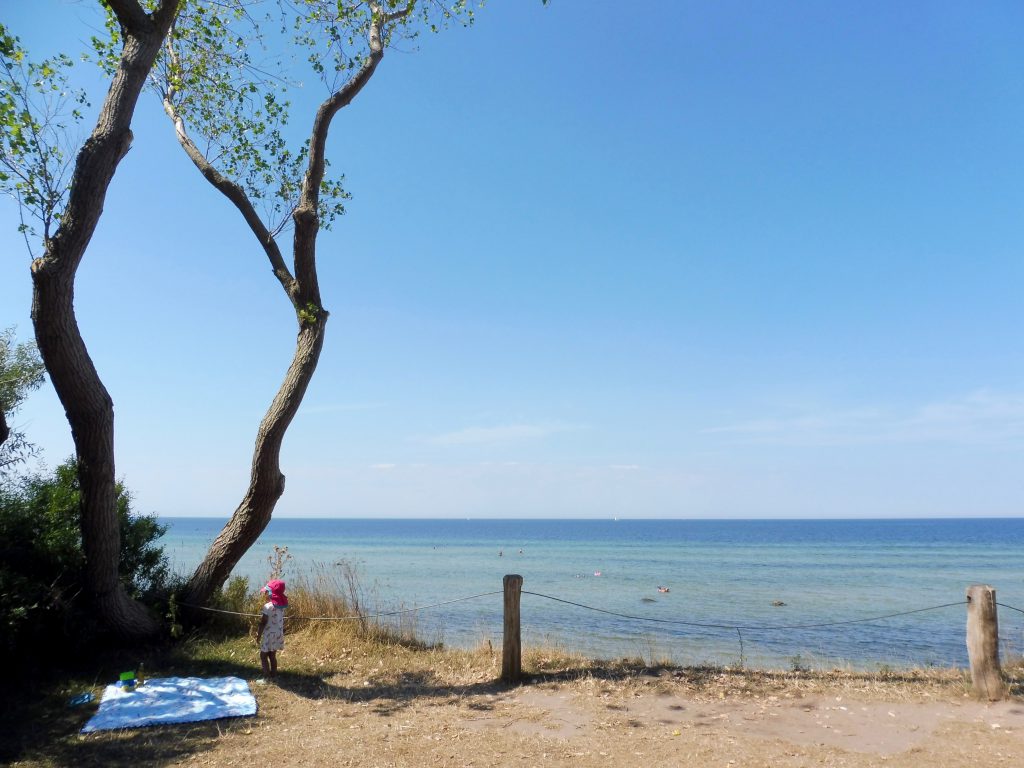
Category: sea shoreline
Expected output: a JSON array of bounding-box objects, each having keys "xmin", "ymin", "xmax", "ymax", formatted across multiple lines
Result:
[{"xmin": 159, "ymin": 516, "xmax": 1024, "ymax": 670}]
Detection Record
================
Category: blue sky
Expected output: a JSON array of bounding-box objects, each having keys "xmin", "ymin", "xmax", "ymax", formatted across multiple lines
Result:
[{"xmin": 2, "ymin": 0, "xmax": 1022, "ymax": 518}]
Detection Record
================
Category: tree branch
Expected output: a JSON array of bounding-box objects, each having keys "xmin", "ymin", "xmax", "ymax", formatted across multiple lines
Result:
[
  {"xmin": 151, "ymin": 0, "xmax": 183, "ymax": 29},
  {"xmin": 105, "ymin": 1, "xmax": 153, "ymax": 35},
  {"xmin": 386, "ymin": 2, "xmax": 415, "ymax": 24},
  {"xmin": 293, "ymin": 3, "xmax": 397, "ymax": 297},
  {"xmin": 106, "ymin": 0, "xmax": 180, "ymax": 36},
  {"xmin": 162, "ymin": 84, "xmax": 298, "ymax": 302},
  {"xmin": 36, "ymin": 2, "xmax": 182, "ymax": 278}
]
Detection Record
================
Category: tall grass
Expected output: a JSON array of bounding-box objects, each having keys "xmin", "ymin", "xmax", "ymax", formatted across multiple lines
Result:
[{"xmin": 204, "ymin": 554, "xmax": 426, "ymax": 652}]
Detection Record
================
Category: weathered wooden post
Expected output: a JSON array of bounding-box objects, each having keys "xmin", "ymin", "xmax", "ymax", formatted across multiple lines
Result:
[
  {"xmin": 966, "ymin": 584, "xmax": 1004, "ymax": 701},
  {"xmin": 501, "ymin": 574, "xmax": 523, "ymax": 683}
]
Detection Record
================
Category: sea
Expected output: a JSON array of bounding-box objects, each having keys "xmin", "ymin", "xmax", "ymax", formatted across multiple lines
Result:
[{"xmin": 158, "ymin": 517, "xmax": 1024, "ymax": 671}]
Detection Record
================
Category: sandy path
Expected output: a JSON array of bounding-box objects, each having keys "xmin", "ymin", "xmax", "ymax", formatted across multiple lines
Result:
[
  {"xmin": 481, "ymin": 686, "xmax": 1024, "ymax": 760},
  {"xmin": 161, "ymin": 676, "xmax": 1024, "ymax": 768}
]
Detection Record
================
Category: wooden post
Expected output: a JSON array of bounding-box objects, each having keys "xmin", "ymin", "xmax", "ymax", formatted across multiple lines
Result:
[
  {"xmin": 966, "ymin": 584, "xmax": 1004, "ymax": 701},
  {"xmin": 501, "ymin": 574, "xmax": 523, "ymax": 683}
]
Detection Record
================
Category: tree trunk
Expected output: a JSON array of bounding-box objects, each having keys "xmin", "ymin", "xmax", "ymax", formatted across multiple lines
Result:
[
  {"xmin": 0, "ymin": 411, "xmax": 9, "ymax": 449},
  {"xmin": 28, "ymin": 4, "xmax": 179, "ymax": 640},
  {"xmin": 177, "ymin": 5, "xmax": 390, "ymax": 607},
  {"xmin": 184, "ymin": 318, "xmax": 327, "ymax": 604}
]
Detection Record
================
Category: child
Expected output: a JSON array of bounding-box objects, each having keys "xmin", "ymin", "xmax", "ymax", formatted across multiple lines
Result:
[{"xmin": 256, "ymin": 579, "xmax": 288, "ymax": 677}]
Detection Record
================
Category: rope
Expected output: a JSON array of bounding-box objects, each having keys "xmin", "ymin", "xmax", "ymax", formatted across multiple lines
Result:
[
  {"xmin": 182, "ymin": 590, "xmax": 984, "ymax": 634},
  {"xmin": 181, "ymin": 591, "xmax": 502, "ymax": 622},
  {"xmin": 997, "ymin": 602, "xmax": 1024, "ymax": 616},
  {"xmin": 183, "ymin": 604, "xmax": 265, "ymax": 618},
  {"xmin": 521, "ymin": 591, "xmax": 966, "ymax": 631}
]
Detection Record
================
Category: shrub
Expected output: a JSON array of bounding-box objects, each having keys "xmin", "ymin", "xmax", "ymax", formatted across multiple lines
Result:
[
  {"xmin": 195, "ymin": 575, "xmax": 258, "ymax": 637},
  {"xmin": 0, "ymin": 458, "xmax": 170, "ymax": 655}
]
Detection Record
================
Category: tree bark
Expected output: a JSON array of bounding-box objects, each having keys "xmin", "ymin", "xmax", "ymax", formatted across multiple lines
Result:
[
  {"xmin": 184, "ymin": 319, "xmax": 326, "ymax": 604},
  {"xmin": 28, "ymin": 1, "xmax": 179, "ymax": 640},
  {"xmin": 161, "ymin": 69, "xmax": 331, "ymax": 606},
  {"xmin": 180, "ymin": 6, "xmax": 394, "ymax": 606}
]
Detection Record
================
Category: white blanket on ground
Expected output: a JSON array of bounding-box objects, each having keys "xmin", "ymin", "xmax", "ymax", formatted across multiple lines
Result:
[{"xmin": 81, "ymin": 676, "xmax": 257, "ymax": 733}]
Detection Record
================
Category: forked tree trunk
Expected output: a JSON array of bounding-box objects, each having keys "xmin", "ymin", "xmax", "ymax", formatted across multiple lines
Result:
[
  {"xmin": 28, "ymin": 3, "xmax": 179, "ymax": 640},
  {"xmin": 183, "ymin": 319, "xmax": 326, "ymax": 604},
  {"xmin": 174, "ymin": 4, "xmax": 394, "ymax": 607}
]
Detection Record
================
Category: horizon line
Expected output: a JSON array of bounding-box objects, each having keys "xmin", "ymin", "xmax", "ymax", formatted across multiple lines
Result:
[{"xmin": 154, "ymin": 515, "xmax": 1024, "ymax": 521}]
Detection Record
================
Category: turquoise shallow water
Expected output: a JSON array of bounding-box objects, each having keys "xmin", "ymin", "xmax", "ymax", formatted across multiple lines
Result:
[{"xmin": 158, "ymin": 518, "xmax": 1024, "ymax": 670}]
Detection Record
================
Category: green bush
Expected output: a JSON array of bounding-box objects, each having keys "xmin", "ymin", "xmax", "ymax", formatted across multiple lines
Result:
[
  {"xmin": 199, "ymin": 575, "xmax": 258, "ymax": 637},
  {"xmin": 0, "ymin": 459, "xmax": 170, "ymax": 654}
]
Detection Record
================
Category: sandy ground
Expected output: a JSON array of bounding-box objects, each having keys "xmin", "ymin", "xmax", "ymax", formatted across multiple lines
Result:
[
  {"xmin": 12, "ymin": 638, "xmax": 1023, "ymax": 768},
  {"xmin": 51, "ymin": 671, "xmax": 1022, "ymax": 768}
]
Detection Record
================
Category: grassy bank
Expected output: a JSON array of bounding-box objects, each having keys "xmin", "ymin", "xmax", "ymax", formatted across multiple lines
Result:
[
  {"xmin": 5, "ymin": 566, "xmax": 1022, "ymax": 767},
  {"xmin": 7, "ymin": 611, "xmax": 1020, "ymax": 767}
]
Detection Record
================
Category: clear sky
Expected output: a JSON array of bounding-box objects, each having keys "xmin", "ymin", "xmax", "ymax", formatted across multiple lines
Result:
[{"xmin": 2, "ymin": 1, "xmax": 1022, "ymax": 519}]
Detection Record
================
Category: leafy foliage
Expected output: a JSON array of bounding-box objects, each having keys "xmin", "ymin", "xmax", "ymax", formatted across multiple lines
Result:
[
  {"xmin": 0, "ymin": 459, "xmax": 170, "ymax": 655},
  {"xmin": 0, "ymin": 327, "xmax": 46, "ymax": 478},
  {"xmin": 141, "ymin": 1, "xmax": 351, "ymax": 233},
  {"xmin": 0, "ymin": 327, "xmax": 45, "ymax": 419},
  {"xmin": 0, "ymin": 23, "xmax": 89, "ymax": 250},
  {"xmin": 122, "ymin": 1, "xmax": 477, "ymax": 236},
  {"xmin": 291, "ymin": 0, "xmax": 476, "ymax": 84}
]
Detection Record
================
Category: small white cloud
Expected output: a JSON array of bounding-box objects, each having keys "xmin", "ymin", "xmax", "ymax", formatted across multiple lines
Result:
[
  {"xmin": 703, "ymin": 390, "xmax": 1024, "ymax": 447},
  {"xmin": 609, "ymin": 464, "xmax": 641, "ymax": 470},
  {"xmin": 370, "ymin": 463, "xmax": 397, "ymax": 470}
]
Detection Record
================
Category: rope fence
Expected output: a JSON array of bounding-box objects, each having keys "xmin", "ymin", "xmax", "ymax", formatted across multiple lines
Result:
[
  {"xmin": 183, "ymin": 593, "xmax": 992, "ymax": 632},
  {"xmin": 183, "ymin": 578, "xmax": 1022, "ymax": 699},
  {"xmin": 521, "ymin": 591, "xmax": 967, "ymax": 632},
  {"xmin": 998, "ymin": 602, "xmax": 1024, "ymax": 616},
  {"xmin": 181, "ymin": 590, "xmax": 502, "ymax": 622}
]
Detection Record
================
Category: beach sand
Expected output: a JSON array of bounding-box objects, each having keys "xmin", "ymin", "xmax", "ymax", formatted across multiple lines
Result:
[
  {"xmin": 47, "ymin": 660, "xmax": 1023, "ymax": 768},
  {"xmin": 232, "ymin": 673, "xmax": 1024, "ymax": 767}
]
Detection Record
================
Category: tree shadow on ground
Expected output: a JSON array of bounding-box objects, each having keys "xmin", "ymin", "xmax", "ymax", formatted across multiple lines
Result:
[
  {"xmin": 0, "ymin": 643, "xmax": 231, "ymax": 768},
  {"xmin": 9, "ymin": 648, "xmax": 1016, "ymax": 766},
  {"xmin": 272, "ymin": 664, "xmax": 514, "ymax": 717}
]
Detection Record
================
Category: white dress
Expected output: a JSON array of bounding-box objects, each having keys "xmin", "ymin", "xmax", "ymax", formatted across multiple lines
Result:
[{"xmin": 260, "ymin": 603, "xmax": 286, "ymax": 652}]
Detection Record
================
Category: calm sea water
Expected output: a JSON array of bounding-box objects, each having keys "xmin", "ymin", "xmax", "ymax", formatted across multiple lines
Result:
[{"xmin": 158, "ymin": 517, "xmax": 1024, "ymax": 670}]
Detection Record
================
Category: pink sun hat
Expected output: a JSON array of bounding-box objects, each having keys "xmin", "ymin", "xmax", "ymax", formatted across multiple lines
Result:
[{"xmin": 264, "ymin": 579, "xmax": 288, "ymax": 606}]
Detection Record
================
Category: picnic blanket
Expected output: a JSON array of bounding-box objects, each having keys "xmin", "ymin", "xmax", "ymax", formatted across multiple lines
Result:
[{"xmin": 81, "ymin": 676, "xmax": 256, "ymax": 733}]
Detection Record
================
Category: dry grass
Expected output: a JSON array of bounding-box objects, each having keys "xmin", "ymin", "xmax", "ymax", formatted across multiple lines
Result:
[
  {"xmin": 7, "ymin": 622, "xmax": 1019, "ymax": 768},
  {"xmin": 5, "ymin": 564, "xmax": 1023, "ymax": 767},
  {"xmin": 192, "ymin": 558, "xmax": 1023, "ymax": 708},
  {"xmin": 285, "ymin": 561, "xmax": 425, "ymax": 648},
  {"xmin": 205, "ymin": 556, "xmax": 425, "ymax": 650}
]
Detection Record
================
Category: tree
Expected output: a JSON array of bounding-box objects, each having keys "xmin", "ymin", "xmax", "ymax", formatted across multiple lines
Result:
[
  {"xmin": 142, "ymin": 0, "xmax": 476, "ymax": 605},
  {"xmin": 0, "ymin": 327, "xmax": 45, "ymax": 477},
  {"xmin": 0, "ymin": 2, "xmax": 182, "ymax": 639},
  {"xmin": 0, "ymin": 459, "xmax": 169, "ymax": 658}
]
